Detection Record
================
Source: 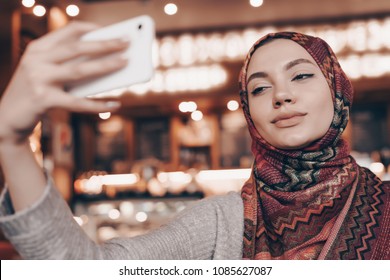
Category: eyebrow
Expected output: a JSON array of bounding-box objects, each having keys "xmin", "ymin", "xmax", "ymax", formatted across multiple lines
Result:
[
  {"xmin": 246, "ymin": 72, "xmax": 268, "ymax": 84},
  {"xmin": 246, "ymin": 58, "xmax": 316, "ymax": 84},
  {"xmin": 284, "ymin": 58, "xmax": 315, "ymax": 71}
]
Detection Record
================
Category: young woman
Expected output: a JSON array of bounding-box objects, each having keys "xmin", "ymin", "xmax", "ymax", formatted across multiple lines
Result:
[{"xmin": 0, "ymin": 23, "xmax": 388, "ymax": 259}]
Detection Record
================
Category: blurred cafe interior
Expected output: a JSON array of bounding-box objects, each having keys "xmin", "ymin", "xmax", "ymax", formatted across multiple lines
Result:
[{"xmin": 1, "ymin": 0, "xmax": 390, "ymax": 258}]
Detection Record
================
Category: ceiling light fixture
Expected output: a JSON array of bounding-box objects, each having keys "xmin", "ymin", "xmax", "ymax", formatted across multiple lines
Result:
[
  {"xmin": 21, "ymin": 0, "xmax": 35, "ymax": 8},
  {"xmin": 191, "ymin": 110, "xmax": 203, "ymax": 121},
  {"xmin": 33, "ymin": 5, "xmax": 46, "ymax": 17},
  {"xmin": 66, "ymin": 4, "xmax": 80, "ymax": 17},
  {"xmin": 164, "ymin": 3, "xmax": 178, "ymax": 15},
  {"xmin": 178, "ymin": 101, "xmax": 197, "ymax": 113},
  {"xmin": 99, "ymin": 112, "xmax": 111, "ymax": 120},
  {"xmin": 249, "ymin": 0, "xmax": 264, "ymax": 8},
  {"xmin": 227, "ymin": 100, "xmax": 239, "ymax": 111}
]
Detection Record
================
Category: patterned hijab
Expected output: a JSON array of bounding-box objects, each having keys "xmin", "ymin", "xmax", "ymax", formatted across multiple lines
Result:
[{"xmin": 239, "ymin": 32, "xmax": 389, "ymax": 260}]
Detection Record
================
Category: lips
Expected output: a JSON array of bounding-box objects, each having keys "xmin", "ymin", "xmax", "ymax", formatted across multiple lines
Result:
[{"xmin": 271, "ymin": 112, "xmax": 307, "ymax": 128}]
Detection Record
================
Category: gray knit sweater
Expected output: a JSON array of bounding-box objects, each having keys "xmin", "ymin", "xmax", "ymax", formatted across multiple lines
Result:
[{"xmin": 0, "ymin": 180, "xmax": 244, "ymax": 259}]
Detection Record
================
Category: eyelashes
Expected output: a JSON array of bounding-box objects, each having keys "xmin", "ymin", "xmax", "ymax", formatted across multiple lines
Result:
[
  {"xmin": 250, "ymin": 73, "xmax": 315, "ymax": 96},
  {"xmin": 251, "ymin": 86, "xmax": 271, "ymax": 96},
  {"xmin": 291, "ymin": 73, "xmax": 314, "ymax": 81}
]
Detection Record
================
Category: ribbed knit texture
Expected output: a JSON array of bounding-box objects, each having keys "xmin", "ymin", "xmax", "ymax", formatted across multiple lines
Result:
[{"xmin": 0, "ymin": 180, "xmax": 244, "ymax": 259}]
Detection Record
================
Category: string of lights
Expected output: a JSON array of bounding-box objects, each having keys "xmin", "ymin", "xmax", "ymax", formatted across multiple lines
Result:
[
  {"xmin": 20, "ymin": 1, "xmax": 265, "ymax": 18},
  {"xmin": 21, "ymin": 0, "xmax": 80, "ymax": 17}
]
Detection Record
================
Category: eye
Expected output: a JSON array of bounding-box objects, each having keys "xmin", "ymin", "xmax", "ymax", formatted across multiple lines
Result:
[
  {"xmin": 292, "ymin": 73, "xmax": 314, "ymax": 81},
  {"xmin": 250, "ymin": 86, "xmax": 271, "ymax": 96}
]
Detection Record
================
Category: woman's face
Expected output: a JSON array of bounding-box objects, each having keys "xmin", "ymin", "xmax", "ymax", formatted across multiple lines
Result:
[{"xmin": 246, "ymin": 39, "xmax": 334, "ymax": 150}]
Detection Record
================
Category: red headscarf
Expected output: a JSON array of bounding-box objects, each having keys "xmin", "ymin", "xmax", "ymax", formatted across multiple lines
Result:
[{"xmin": 239, "ymin": 32, "xmax": 389, "ymax": 259}]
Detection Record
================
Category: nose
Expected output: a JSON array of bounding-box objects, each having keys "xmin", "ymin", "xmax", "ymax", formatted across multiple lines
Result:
[{"xmin": 273, "ymin": 86, "xmax": 295, "ymax": 108}]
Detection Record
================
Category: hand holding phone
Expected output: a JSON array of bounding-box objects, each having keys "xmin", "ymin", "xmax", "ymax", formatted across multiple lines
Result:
[{"xmin": 67, "ymin": 15, "xmax": 155, "ymax": 97}]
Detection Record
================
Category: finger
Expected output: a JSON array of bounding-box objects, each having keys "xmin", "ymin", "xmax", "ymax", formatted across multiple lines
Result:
[
  {"xmin": 46, "ymin": 91, "xmax": 122, "ymax": 113},
  {"xmin": 30, "ymin": 21, "xmax": 100, "ymax": 51},
  {"xmin": 50, "ymin": 54, "xmax": 128, "ymax": 83},
  {"xmin": 45, "ymin": 38, "xmax": 129, "ymax": 63}
]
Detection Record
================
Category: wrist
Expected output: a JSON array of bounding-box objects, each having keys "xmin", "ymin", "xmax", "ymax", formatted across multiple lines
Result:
[
  {"xmin": 0, "ymin": 136, "xmax": 30, "ymax": 151},
  {"xmin": 0, "ymin": 127, "xmax": 30, "ymax": 147}
]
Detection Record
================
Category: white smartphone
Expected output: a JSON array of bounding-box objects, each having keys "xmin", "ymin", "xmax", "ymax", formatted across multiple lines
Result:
[{"xmin": 67, "ymin": 15, "xmax": 155, "ymax": 97}]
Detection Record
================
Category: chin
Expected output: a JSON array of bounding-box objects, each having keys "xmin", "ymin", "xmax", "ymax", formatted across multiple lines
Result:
[{"xmin": 273, "ymin": 137, "xmax": 312, "ymax": 150}]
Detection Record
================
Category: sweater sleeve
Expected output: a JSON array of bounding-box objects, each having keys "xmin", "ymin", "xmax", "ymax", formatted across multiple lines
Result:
[
  {"xmin": 102, "ymin": 191, "xmax": 244, "ymax": 259},
  {"xmin": 0, "ymin": 178, "xmax": 103, "ymax": 259},
  {"xmin": 0, "ymin": 178, "xmax": 243, "ymax": 260}
]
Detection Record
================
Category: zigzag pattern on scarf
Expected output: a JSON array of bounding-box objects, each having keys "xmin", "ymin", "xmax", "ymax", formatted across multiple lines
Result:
[
  {"xmin": 253, "ymin": 145, "xmax": 352, "ymax": 191},
  {"xmin": 326, "ymin": 168, "xmax": 386, "ymax": 259},
  {"xmin": 254, "ymin": 167, "xmax": 355, "ymax": 253},
  {"xmin": 269, "ymin": 169, "xmax": 354, "ymax": 234}
]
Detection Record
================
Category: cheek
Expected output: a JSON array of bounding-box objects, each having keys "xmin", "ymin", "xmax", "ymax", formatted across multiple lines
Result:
[
  {"xmin": 248, "ymin": 98, "xmax": 271, "ymax": 132},
  {"xmin": 321, "ymin": 87, "xmax": 334, "ymax": 121},
  {"xmin": 308, "ymin": 88, "xmax": 334, "ymax": 132}
]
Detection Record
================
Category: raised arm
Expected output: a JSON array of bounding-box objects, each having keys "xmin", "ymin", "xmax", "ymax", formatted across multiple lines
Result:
[
  {"xmin": 0, "ymin": 21, "xmax": 128, "ymax": 212},
  {"xmin": 0, "ymin": 22, "xmax": 244, "ymax": 260}
]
